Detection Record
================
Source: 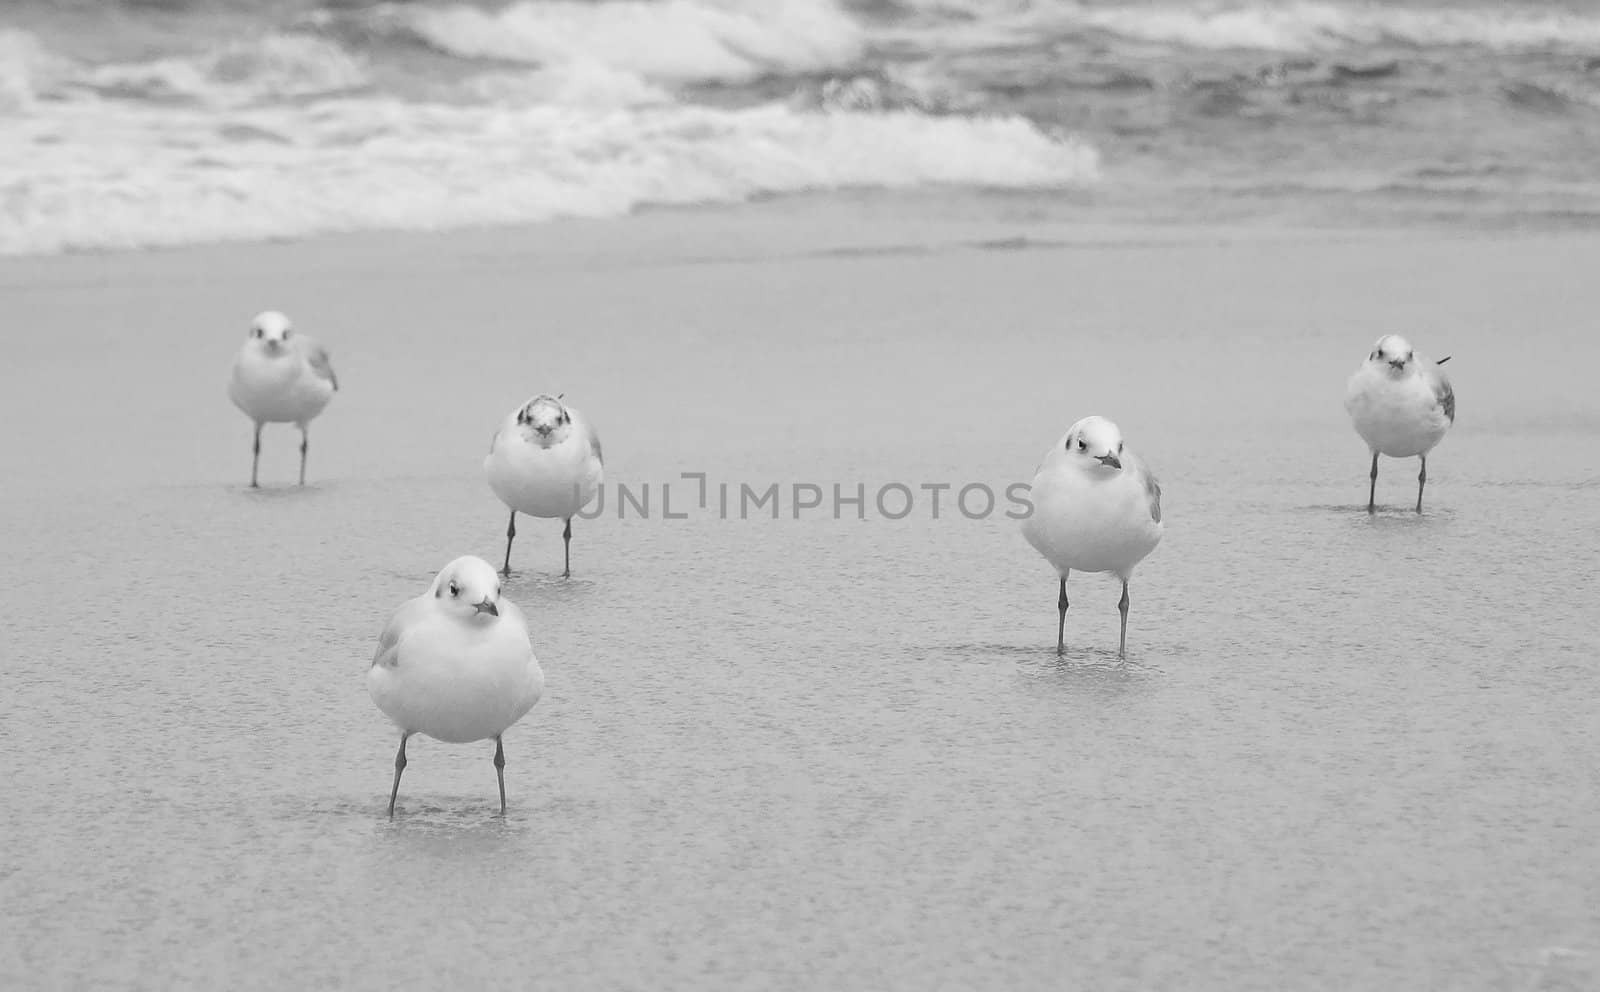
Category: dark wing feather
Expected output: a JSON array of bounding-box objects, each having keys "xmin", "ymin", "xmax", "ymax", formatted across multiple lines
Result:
[
  {"xmin": 305, "ymin": 339, "xmax": 339, "ymax": 391},
  {"xmin": 372, "ymin": 616, "xmax": 402, "ymax": 670},
  {"xmin": 1430, "ymin": 367, "xmax": 1455, "ymax": 423},
  {"xmin": 1142, "ymin": 465, "xmax": 1162, "ymax": 523},
  {"xmin": 371, "ymin": 597, "xmax": 427, "ymax": 669}
]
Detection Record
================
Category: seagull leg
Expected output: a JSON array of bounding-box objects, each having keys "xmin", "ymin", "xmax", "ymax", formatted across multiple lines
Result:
[
  {"xmin": 1416, "ymin": 455, "xmax": 1426, "ymax": 514},
  {"xmin": 388, "ymin": 733, "xmax": 409, "ymax": 818},
  {"xmin": 493, "ymin": 735, "xmax": 507, "ymax": 815},
  {"xmin": 1367, "ymin": 451, "xmax": 1379, "ymax": 514},
  {"xmin": 1118, "ymin": 580, "xmax": 1131, "ymax": 659},
  {"xmin": 501, "ymin": 511, "xmax": 516, "ymax": 577},
  {"xmin": 250, "ymin": 422, "xmax": 263, "ymax": 488},
  {"xmin": 562, "ymin": 518, "xmax": 573, "ymax": 579},
  {"xmin": 1057, "ymin": 573, "xmax": 1069, "ymax": 656},
  {"xmin": 298, "ymin": 425, "xmax": 309, "ymax": 486}
]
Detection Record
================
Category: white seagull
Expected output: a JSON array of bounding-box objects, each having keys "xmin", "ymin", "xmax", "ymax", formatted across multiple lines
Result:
[
  {"xmin": 1344, "ymin": 334, "xmax": 1456, "ymax": 513},
  {"xmin": 227, "ymin": 310, "xmax": 339, "ymax": 487},
  {"xmin": 1021, "ymin": 416, "xmax": 1164, "ymax": 657},
  {"xmin": 368, "ymin": 556, "xmax": 545, "ymax": 818},
  {"xmin": 484, "ymin": 394, "xmax": 604, "ymax": 578}
]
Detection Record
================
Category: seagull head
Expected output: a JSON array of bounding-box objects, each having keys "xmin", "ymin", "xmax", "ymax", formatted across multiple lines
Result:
[
  {"xmin": 1062, "ymin": 415, "xmax": 1125, "ymax": 473},
  {"xmin": 516, "ymin": 394, "xmax": 573, "ymax": 448},
  {"xmin": 250, "ymin": 310, "xmax": 294, "ymax": 356},
  {"xmin": 1368, "ymin": 334, "xmax": 1416, "ymax": 377},
  {"xmin": 432, "ymin": 556, "xmax": 504, "ymax": 622}
]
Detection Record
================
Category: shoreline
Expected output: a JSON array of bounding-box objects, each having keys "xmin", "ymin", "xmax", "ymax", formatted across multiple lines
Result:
[{"xmin": 7, "ymin": 191, "xmax": 1600, "ymax": 287}]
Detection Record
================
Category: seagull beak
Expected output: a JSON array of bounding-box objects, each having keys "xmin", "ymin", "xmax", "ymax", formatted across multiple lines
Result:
[
  {"xmin": 1096, "ymin": 452, "xmax": 1122, "ymax": 470},
  {"xmin": 474, "ymin": 598, "xmax": 499, "ymax": 617},
  {"xmin": 1388, "ymin": 358, "xmax": 1406, "ymax": 371}
]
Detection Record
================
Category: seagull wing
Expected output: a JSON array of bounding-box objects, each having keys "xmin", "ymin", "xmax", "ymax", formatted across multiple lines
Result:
[
  {"xmin": 372, "ymin": 619, "xmax": 403, "ymax": 671},
  {"xmin": 588, "ymin": 423, "xmax": 603, "ymax": 464},
  {"xmin": 498, "ymin": 596, "xmax": 531, "ymax": 638},
  {"xmin": 371, "ymin": 597, "xmax": 428, "ymax": 669},
  {"xmin": 1133, "ymin": 454, "xmax": 1162, "ymax": 523},
  {"xmin": 301, "ymin": 336, "xmax": 339, "ymax": 391},
  {"xmin": 1425, "ymin": 363, "xmax": 1455, "ymax": 423}
]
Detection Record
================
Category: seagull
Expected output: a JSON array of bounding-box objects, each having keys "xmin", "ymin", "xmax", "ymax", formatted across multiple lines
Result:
[
  {"xmin": 1021, "ymin": 416, "xmax": 1164, "ymax": 657},
  {"xmin": 227, "ymin": 310, "xmax": 338, "ymax": 487},
  {"xmin": 367, "ymin": 556, "xmax": 545, "ymax": 818},
  {"xmin": 484, "ymin": 394, "xmax": 604, "ymax": 578},
  {"xmin": 1344, "ymin": 334, "xmax": 1456, "ymax": 513}
]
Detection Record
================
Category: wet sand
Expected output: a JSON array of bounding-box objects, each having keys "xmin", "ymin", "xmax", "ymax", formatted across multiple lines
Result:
[{"xmin": 3, "ymin": 201, "xmax": 1598, "ymax": 990}]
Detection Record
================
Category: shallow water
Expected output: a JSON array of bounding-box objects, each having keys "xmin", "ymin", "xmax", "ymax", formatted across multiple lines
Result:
[{"xmin": 2, "ymin": 220, "xmax": 1599, "ymax": 989}]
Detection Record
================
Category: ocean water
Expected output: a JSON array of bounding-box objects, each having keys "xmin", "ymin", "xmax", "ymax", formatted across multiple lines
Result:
[
  {"xmin": 4, "ymin": 0, "xmax": 1600, "ymax": 254},
  {"xmin": 2, "ymin": 221, "xmax": 1598, "ymax": 988}
]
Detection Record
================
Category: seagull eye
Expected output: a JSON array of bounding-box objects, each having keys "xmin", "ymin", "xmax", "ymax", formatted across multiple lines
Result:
[
  {"xmin": 448, "ymin": 581, "xmax": 459, "ymax": 597},
  {"xmin": 253, "ymin": 328, "xmax": 262, "ymax": 338},
  {"xmin": 1118, "ymin": 442, "xmax": 1124, "ymax": 454},
  {"xmin": 1077, "ymin": 439, "xmax": 1086, "ymax": 451}
]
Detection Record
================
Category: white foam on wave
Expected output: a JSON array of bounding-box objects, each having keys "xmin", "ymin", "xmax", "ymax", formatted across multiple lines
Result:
[
  {"xmin": 882, "ymin": 0, "xmax": 1600, "ymax": 54},
  {"xmin": 457, "ymin": 61, "xmax": 673, "ymax": 110},
  {"xmin": 396, "ymin": 0, "xmax": 866, "ymax": 84},
  {"xmin": 0, "ymin": 96, "xmax": 1099, "ymax": 255},
  {"xmin": 0, "ymin": 30, "xmax": 368, "ymax": 110},
  {"xmin": 1070, "ymin": 1, "xmax": 1600, "ymax": 54},
  {"xmin": 73, "ymin": 34, "xmax": 370, "ymax": 107},
  {"xmin": 0, "ymin": 29, "xmax": 69, "ymax": 114}
]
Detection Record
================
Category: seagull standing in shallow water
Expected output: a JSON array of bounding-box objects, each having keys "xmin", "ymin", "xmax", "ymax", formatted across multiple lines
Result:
[
  {"xmin": 1021, "ymin": 416, "xmax": 1164, "ymax": 657},
  {"xmin": 485, "ymin": 394, "xmax": 604, "ymax": 578},
  {"xmin": 1344, "ymin": 334, "xmax": 1455, "ymax": 513},
  {"xmin": 368, "ymin": 556, "xmax": 545, "ymax": 818},
  {"xmin": 227, "ymin": 310, "xmax": 338, "ymax": 487}
]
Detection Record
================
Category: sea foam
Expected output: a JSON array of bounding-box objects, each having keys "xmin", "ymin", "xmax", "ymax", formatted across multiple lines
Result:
[
  {"xmin": 0, "ymin": 17, "xmax": 1099, "ymax": 256},
  {"xmin": 0, "ymin": 91, "xmax": 1099, "ymax": 255},
  {"xmin": 1072, "ymin": 0, "xmax": 1600, "ymax": 54},
  {"xmin": 391, "ymin": 0, "xmax": 868, "ymax": 84}
]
